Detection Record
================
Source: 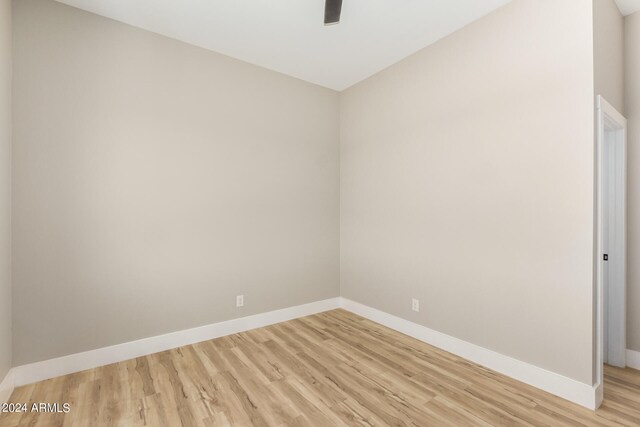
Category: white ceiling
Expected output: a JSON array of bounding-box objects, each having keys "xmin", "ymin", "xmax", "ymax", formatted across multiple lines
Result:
[
  {"xmin": 616, "ymin": 0, "xmax": 640, "ymax": 16},
  {"xmin": 54, "ymin": 0, "xmax": 511, "ymax": 91}
]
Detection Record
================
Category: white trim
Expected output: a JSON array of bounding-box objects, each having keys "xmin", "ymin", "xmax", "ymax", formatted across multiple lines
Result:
[
  {"xmin": 627, "ymin": 349, "xmax": 640, "ymax": 370},
  {"xmin": 7, "ymin": 296, "xmax": 607, "ymax": 410},
  {"xmin": 11, "ymin": 297, "xmax": 341, "ymax": 387},
  {"xmin": 597, "ymin": 95, "xmax": 627, "ymax": 126},
  {"xmin": 0, "ymin": 369, "xmax": 15, "ymax": 404},
  {"xmin": 595, "ymin": 382, "xmax": 604, "ymax": 409},
  {"xmin": 339, "ymin": 298, "xmax": 599, "ymax": 410}
]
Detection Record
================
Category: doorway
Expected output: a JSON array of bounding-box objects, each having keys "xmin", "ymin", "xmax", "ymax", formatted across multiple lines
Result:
[{"xmin": 595, "ymin": 95, "xmax": 627, "ymax": 407}]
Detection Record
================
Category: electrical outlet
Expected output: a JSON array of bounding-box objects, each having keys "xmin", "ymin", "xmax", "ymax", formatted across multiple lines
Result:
[
  {"xmin": 412, "ymin": 298, "xmax": 420, "ymax": 312},
  {"xmin": 236, "ymin": 295, "xmax": 244, "ymax": 307}
]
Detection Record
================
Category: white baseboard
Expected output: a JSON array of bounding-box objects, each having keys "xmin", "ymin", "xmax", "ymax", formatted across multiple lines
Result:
[
  {"xmin": 11, "ymin": 297, "xmax": 341, "ymax": 387},
  {"xmin": 7, "ymin": 296, "xmax": 608, "ymax": 411},
  {"xmin": 339, "ymin": 298, "xmax": 599, "ymax": 410},
  {"xmin": 0, "ymin": 369, "xmax": 15, "ymax": 404},
  {"xmin": 594, "ymin": 382, "xmax": 604, "ymax": 409},
  {"xmin": 627, "ymin": 349, "xmax": 640, "ymax": 370}
]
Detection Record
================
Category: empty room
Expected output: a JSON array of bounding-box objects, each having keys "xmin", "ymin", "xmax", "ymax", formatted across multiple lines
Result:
[{"xmin": 1, "ymin": 0, "xmax": 640, "ymax": 425}]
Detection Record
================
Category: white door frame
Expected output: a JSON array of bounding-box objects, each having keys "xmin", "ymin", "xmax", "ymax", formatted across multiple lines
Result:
[{"xmin": 595, "ymin": 95, "xmax": 627, "ymax": 407}]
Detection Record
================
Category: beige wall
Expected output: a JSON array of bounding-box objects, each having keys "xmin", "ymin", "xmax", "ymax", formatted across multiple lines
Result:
[
  {"xmin": 593, "ymin": 0, "xmax": 625, "ymax": 114},
  {"xmin": 0, "ymin": 0, "xmax": 11, "ymax": 381},
  {"xmin": 626, "ymin": 11, "xmax": 640, "ymax": 353},
  {"xmin": 8, "ymin": 0, "xmax": 619, "ymax": 385},
  {"xmin": 12, "ymin": 0, "xmax": 340, "ymax": 365},
  {"xmin": 340, "ymin": 0, "xmax": 596, "ymax": 384}
]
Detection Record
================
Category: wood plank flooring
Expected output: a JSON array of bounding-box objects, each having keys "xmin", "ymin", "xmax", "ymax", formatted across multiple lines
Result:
[{"xmin": 1, "ymin": 309, "xmax": 639, "ymax": 426}]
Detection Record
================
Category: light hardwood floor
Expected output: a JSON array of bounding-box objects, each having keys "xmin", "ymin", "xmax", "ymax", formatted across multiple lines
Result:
[{"xmin": 1, "ymin": 309, "xmax": 639, "ymax": 426}]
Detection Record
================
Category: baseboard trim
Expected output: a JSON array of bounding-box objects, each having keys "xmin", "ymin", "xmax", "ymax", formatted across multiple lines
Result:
[
  {"xmin": 12, "ymin": 297, "xmax": 341, "ymax": 387},
  {"xmin": 594, "ymin": 382, "xmax": 604, "ymax": 409},
  {"xmin": 339, "ymin": 298, "xmax": 599, "ymax": 410},
  {"xmin": 627, "ymin": 349, "xmax": 640, "ymax": 370},
  {"xmin": 7, "ymin": 296, "xmax": 606, "ymax": 410},
  {"xmin": 0, "ymin": 369, "xmax": 15, "ymax": 404}
]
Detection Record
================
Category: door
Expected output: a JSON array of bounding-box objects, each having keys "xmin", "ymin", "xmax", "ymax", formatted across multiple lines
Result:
[
  {"xmin": 595, "ymin": 96, "xmax": 627, "ymax": 407},
  {"xmin": 602, "ymin": 114, "xmax": 626, "ymax": 367}
]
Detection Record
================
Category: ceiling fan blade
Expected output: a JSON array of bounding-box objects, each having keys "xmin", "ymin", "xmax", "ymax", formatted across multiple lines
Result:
[{"xmin": 324, "ymin": 0, "xmax": 342, "ymax": 25}]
